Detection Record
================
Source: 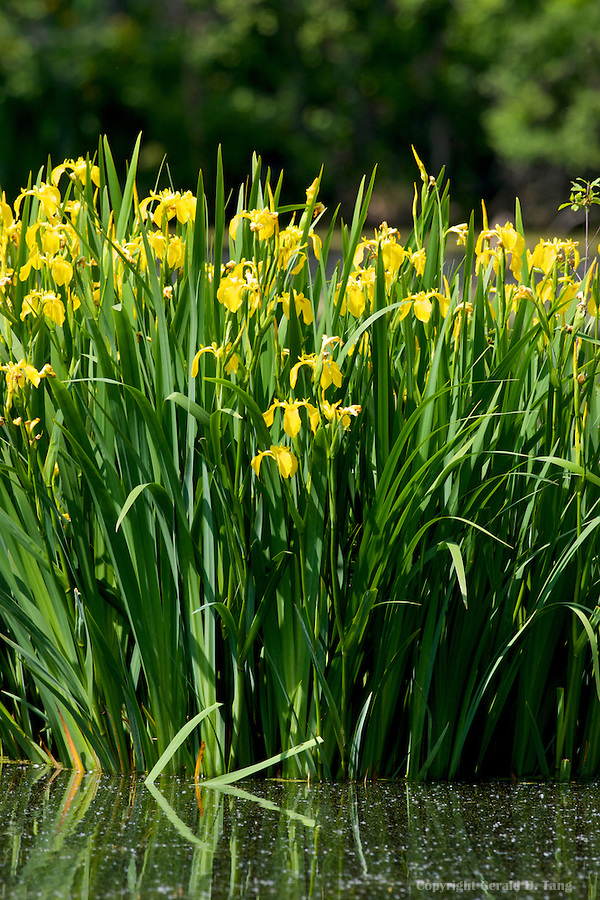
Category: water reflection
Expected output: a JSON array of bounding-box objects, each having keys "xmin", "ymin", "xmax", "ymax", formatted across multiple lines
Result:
[{"xmin": 1, "ymin": 764, "xmax": 599, "ymax": 898}]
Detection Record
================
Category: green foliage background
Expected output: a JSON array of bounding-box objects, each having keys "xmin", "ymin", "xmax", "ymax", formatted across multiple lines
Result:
[{"xmin": 2, "ymin": 0, "xmax": 600, "ymax": 220}]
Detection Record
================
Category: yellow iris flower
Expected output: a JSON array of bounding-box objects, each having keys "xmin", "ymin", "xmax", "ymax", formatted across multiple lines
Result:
[
  {"xmin": 0, "ymin": 268, "xmax": 14, "ymax": 301},
  {"xmin": 147, "ymin": 231, "xmax": 166, "ymax": 259},
  {"xmin": 139, "ymin": 189, "xmax": 197, "ymax": 228},
  {"xmin": 26, "ymin": 221, "xmax": 63, "ymax": 256},
  {"xmin": 276, "ymin": 223, "xmax": 321, "ymax": 273},
  {"xmin": 15, "ymin": 182, "xmax": 62, "ymax": 219},
  {"xmin": 191, "ymin": 342, "xmax": 240, "ymax": 376},
  {"xmin": 216, "ymin": 264, "xmax": 247, "ymax": 313},
  {"xmin": 50, "ymin": 256, "xmax": 73, "ymax": 286},
  {"xmin": 0, "ymin": 193, "xmax": 14, "ymax": 228},
  {"xmin": 336, "ymin": 269, "xmax": 375, "ymax": 318},
  {"xmin": 321, "ymin": 400, "xmax": 362, "ymax": 429},
  {"xmin": 447, "ymin": 223, "xmax": 469, "ymax": 246},
  {"xmin": 276, "ymin": 225, "xmax": 306, "ymax": 274},
  {"xmin": 508, "ymin": 284, "xmax": 535, "ymax": 314},
  {"xmin": 229, "ymin": 208, "xmax": 279, "ymax": 242},
  {"xmin": 278, "ymin": 291, "xmax": 314, "ymax": 325},
  {"xmin": 476, "ymin": 222, "xmax": 525, "ymax": 282},
  {"xmin": 348, "ymin": 225, "xmax": 407, "ymax": 300},
  {"xmin": 451, "ymin": 302, "xmax": 474, "ymax": 344},
  {"xmin": 306, "ymin": 177, "xmax": 320, "ymax": 204},
  {"xmin": 529, "ymin": 238, "xmax": 579, "ymax": 276},
  {"xmin": 19, "ymin": 250, "xmax": 73, "ymax": 287},
  {"xmin": 12, "ymin": 417, "xmax": 42, "ymax": 443},
  {"xmin": 342, "ymin": 274, "xmax": 367, "ymax": 318},
  {"xmin": 251, "ymin": 444, "xmax": 298, "ymax": 479},
  {"xmin": 19, "ymin": 250, "xmax": 45, "ymax": 281},
  {"xmin": 398, "ymin": 289, "xmax": 450, "ymax": 323},
  {"xmin": 353, "ymin": 223, "xmax": 406, "ymax": 273},
  {"xmin": 263, "ymin": 398, "xmax": 320, "ymax": 437},
  {"xmin": 290, "ymin": 352, "xmax": 343, "ymax": 391},
  {"xmin": 166, "ymin": 235, "xmax": 186, "ymax": 269},
  {"xmin": 215, "ymin": 261, "xmax": 261, "ymax": 315},
  {"xmin": 409, "ymin": 248, "xmax": 427, "ymax": 277},
  {"xmin": 51, "ymin": 158, "xmax": 100, "ymax": 188},
  {"xmin": 0, "ymin": 359, "xmax": 55, "ymax": 409},
  {"xmin": 20, "ymin": 289, "xmax": 66, "ymax": 327}
]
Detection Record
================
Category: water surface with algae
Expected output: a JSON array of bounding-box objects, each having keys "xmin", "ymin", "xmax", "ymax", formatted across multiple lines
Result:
[{"xmin": 1, "ymin": 764, "xmax": 599, "ymax": 898}]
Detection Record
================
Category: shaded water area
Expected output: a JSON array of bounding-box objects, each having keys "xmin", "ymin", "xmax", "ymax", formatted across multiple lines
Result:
[{"xmin": 1, "ymin": 765, "xmax": 599, "ymax": 899}]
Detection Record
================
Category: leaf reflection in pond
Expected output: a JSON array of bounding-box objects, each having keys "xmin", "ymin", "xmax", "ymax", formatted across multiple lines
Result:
[
  {"xmin": 2, "ymin": 768, "xmax": 600, "ymax": 897},
  {"xmin": 145, "ymin": 779, "xmax": 214, "ymax": 848}
]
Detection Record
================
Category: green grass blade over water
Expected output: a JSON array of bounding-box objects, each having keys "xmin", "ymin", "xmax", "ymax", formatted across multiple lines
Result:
[
  {"xmin": 201, "ymin": 737, "xmax": 324, "ymax": 786},
  {"xmin": 146, "ymin": 703, "xmax": 222, "ymax": 785}
]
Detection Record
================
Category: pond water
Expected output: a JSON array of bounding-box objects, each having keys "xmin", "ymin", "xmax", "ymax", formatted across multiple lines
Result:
[{"xmin": 0, "ymin": 764, "xmax": 598, "ymax": 899}]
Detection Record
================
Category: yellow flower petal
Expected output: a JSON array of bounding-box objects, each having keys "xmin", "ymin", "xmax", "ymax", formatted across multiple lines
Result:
[
  {"xmin": 263, "ymin": 401, "xmax": 280, "ymax": 427},
  {"xmin": 50, "ymin": 256, "xmax": 73, "ymax": 287},
  {"xmin": 294, "ymin": 291, "xmax": 314, "ymax": 325},
  {"xmin": 397, "ymin": 301, "xmax": 412, "ymax": 321},
  {"xmin": 290, "ymin": 354, "xmax": 316, "ymax": 389},
  {"xmin": 321, "ymin": 359, "xmax": 342, "ymax": 390},
  {"xmin": 410, "ymin": 248, "xmax": 426, "ymax": 277},
  {"xmin": 42, "ymin": 292, "xmax": 65, "ymax": 326},
  {"xmin": 270, "ymin": 444, "xmax": 298, "ymax": 478},
  {"xmin": 306, "ymin": 402, "xmax": 320, "ymax": 433},
  {"xmin": 251, "ymin": 450, "xmax": 271, "ymax": 479},
  {"xmin": 191, "ymin": 343, "xmax": 219, "ymax": 377},
  {"xmin": 283, "ymin": 405, "xmax": 302, "ymax": 438},
  {"xmin": 229, "ymin": 214, "xmax": 242, "ymax": 242},
  {"xmin": 167, "ymin": 236, "xmax": 185, "ymax": 269},
  {"xmin": 412, "ymin": 294, "xmax": 432, "ymax": 323}
]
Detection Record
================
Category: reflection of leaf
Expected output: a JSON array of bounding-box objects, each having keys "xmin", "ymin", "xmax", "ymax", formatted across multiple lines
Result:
[
  {"xmin": 349, "ymin": 784, "xmax": 368, "ymax": 876},
  {"xmin": 56, "ymin": 770, "xmax": 84, "ymax": 833},
  {"xmin": 144, "ymin": 780, "xmax": 214, "ymax": 849},
  {"xmin": 55, "ymin": 770, "xmax": 101, "ymax": 836},
  {"xmin": 201, "ymin": 782, "xmax": 316, "ymax": 828}
]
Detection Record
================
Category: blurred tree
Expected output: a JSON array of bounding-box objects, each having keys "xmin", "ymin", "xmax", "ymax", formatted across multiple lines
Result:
[
  {"xmin": 447, "ymin": 0, "xmax": 600, "ymax": 223},
  {"xmin": 0, "ymin": 0, "xmax": 489, "ymax": 218},
  {"xmin": 0, "ymin": 0, "xmax": 188, "ymax": 196},
  {"xmin": 1, "ymin": 0, "xmax": 599, "ymax": 224}
]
